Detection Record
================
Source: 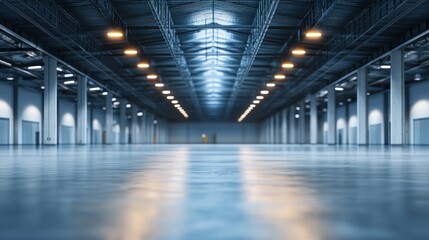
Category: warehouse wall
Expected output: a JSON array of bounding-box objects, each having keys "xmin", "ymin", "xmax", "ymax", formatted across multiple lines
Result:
[
  {"xmin": 59, "ymin": 99, "xmax": 76, "ymax": 144},
  {"xmin": 0, "ymin": 81, "xmax": 13, "ymax": 144},
  {"xmin": 409, "ymin": 80, "xmax": 429, "ymax": 145},
  {"xmin": 168, "ymin": 122, "xmax": 259, "ymax": 143}
]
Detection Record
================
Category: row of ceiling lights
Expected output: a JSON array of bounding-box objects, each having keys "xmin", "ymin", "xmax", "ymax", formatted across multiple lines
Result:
[
  {"xmin": 238, "ymin": 30, "xmax": 323, "ymax": 122},
  {"xmin": 106, "ymin": 29, "xmax": 189, "ymax": 118}
]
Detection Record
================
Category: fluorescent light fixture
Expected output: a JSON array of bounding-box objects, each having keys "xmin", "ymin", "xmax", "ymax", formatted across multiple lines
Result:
[
  {"xmin": 137, "ymin": 62, "xmax": 150, "ymax": 68},
  {"xmin": 291, "ymin": 49, "xmax": 306, "ymax": 55},
  {"xmin": 250, "ymin": 104, "xmax": 256, "ymax": 107},
  {"xmin": 112, "ymin": 97, "xmax": 117, "ymax": 102},
  {"xmin": 174, "ymin": 104, "xmax": 181, "ymax": 108},
  {"xmin": 350, "ymin": 76, "xmax": 357, "ymax": 81},
  {"xmin": 102, "ymin": 91, "xmax": 108, "ymax": 96},
  {"xmin": 167, "ymin": 96, "xmax": 174, "ymax": 100},
  {"xmin": 137, "ymin": 112, "xmax": 143, "ymax": 117},
  {"xmin": 41, "ymin": 86, "xmax": 45, "ymax": 90},
  {"xmin": 274, "ymin": 74, "xmax": 285, "ymax": 80},
  {"xmin": 415, "ymin": 73, "xmax": 422, "ymax": 81},
  {"xmin": 295, "ymin": 114, "xmax": 300, "ymax": 119},
  {"xmin": 282, "ymin": 62, "xmax": 294, "ymax": 69},
  {"xmin": 347, "ymin": 98, "xmax": 352, "ymax": 102},
  {"xmin": 124, "ymin": 48, "xmax": 138, "ymax": 55},
  {"xmin": 0, "ymin": 59, "xmax": 12, "ymax": 67},
  {"xmin": 6, "ymin": 77, "xmax": 14, "ymax": 81},
  {"xmin": 305, "ymin": 30, "xmax": 322, "ymax": 38},
  {"xmin": 107, "ymin": 30, "xmax": 123, "ymax": 38},
  {"xmin": 64, "ymin": 80, "xmax": 75, "ymax": 85},
  {"xmin": 380, "ymin": 65, "xmax": 391, "ymax": 69},
  {"xmin": 155, "ymin": 83, "xmax": 164, "ymax": 87},
  {"xmin": 171, "ymin": 100, "xmax": 178, "ymax": 104},
  {"xmin": 64, "ymin": 73, "xmax": 74, "ymax": 78},
  {"xmin": 334, "ymin": 87, "xmax": 344, "ymax": 91},
  {"xmin": 339, "ymin": 102, "xmax": 343, "ymax": 106},
  {"xmin": 89, "ymin": 87, "xmax": 102, "ymax": 91},
  {"xmin": 162, "ymin": 90, "xmax": 171, "ymax": 95},
  {"xmin": 266, "ymin": 83, "xmax": 276, "ymax": 87},
  {"xmin": 147, "ymin": 74, "xmax": 157, "ymax": 80},
  {"xmin": 256, "ymin": 96, "xmax": 264, "ymax": 100},
  {"xmin": 260, "ymin": 90, "xmax": 269, "ymax": 95},
  {"xmin": 113, "ymin": 101, "xmax": 120, "ymax": 105},
  {"xmin": 28, "ymin": 65, "xmax": 42, "ymax": 70},
  {"xmin": 56, "ymin": 67, "xmax": 63, "ymax": 72},
  {"xmin": 253, "ymin": 100, "xmax": 260, "ymax": 104},
  {"xmin": 126, "ymin": 104, "xmax": 132, "ymax": 108},
  {"xmin": 296, "ymin": 107, "xmax": 300, "ymax": 110}
]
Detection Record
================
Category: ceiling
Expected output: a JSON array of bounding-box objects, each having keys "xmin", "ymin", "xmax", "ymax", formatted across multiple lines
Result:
[{"xmin": 1, "ymin": 0, "xmax": 429, "ymax": 122}]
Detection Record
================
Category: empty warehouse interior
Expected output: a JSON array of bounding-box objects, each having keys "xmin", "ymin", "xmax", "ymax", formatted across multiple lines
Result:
[{"xmin": 1, "ymin": 0, "xmax": 429, "ymax": 239}]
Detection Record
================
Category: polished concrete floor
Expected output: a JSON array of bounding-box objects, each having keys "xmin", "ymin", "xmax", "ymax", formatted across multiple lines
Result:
[{"xmin": 0, "ymin": 144, "xmax": 428, "ymax": 240}]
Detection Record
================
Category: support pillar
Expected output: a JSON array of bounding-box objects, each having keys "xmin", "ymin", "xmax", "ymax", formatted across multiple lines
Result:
[
  {"xmin": 131, "ymin": 107, "xmax": 138, "ymax": 144},
  {"xmin": 13, "ymin": 78, "xmax": 21, "ymax": 145},
  {"xmin": 390, "ymin": 48, "xmax": 405, "ymax": 145},
  {"xmin": 119, "ymin": 100, "xmax": 127, "ymax": 144},
  {"xmin": 77, "ymin": 75, "xmax": 87, "ymax": 144},
  {"xmin": 289, "ymin": 107, "xmax": 296, "ymax": 144},
  {"xmin": 357, "ymin": 67, "xmax": 368, "ymax": 145},
  {"xmin": 299, "ymin": 100, "xmax": 305, "ymax": 144},
  {"xmin": 281, "ymin": 108, "xmax": 288, "ymax": 144},
  {"xmin": 43, "ymin": 56, "xmax": 57, "ymax": 145},
  {"xmin": 310, "ymin": 95, "xmax": 318, "ymax": 144},
  {"xmin": 105, "ymin": 92, "xmax": 113, "ymax": 144},
  {"xmin": 327, "ymin": 85, "xmax": 336, "ymax": 145}
]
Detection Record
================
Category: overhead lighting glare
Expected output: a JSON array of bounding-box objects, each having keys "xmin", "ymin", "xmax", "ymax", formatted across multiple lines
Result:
[
  {"xmin": 305, "ymin": 30, "xmax": 322, "ymax": 38},
  {"xmin": 335, "ymin": 87, "xmax": 344, "ymax": 91},
  {"xmin": 64, "ymin": 80, "xmax": 75, "ymax": 85},
  {"xmin": 291, "ymin": 49, "xmax": 306, "ymax": 55},
  {"xmin": 28, "ymin": 65, "xmax": 42, "ymax": 70},
  {"xmin": 56, "ymin": 67, "xmax": 63, "ymax": 72},
  {"xmin": 89, "ymin": 87, "xmax": 102, "ymax": 91},
  {"xmin": 112, "ymin": 97, "xmax": 117, "ymax": 102},
  {"xmin": 126, "ymin": 104, "xmax": 132, "ymax": 108},
  {"xmin": 282, "ymin": 62, "xmax": 294, "ymax": 69},
  {"xmin": 102, "ymin": 91, "xmax": 108, "ymax": 96},
  {"xmin": 155, "ymin": 83, "xmax": 164, "ymax": 87},
  {"xmin": 253, "ymin": 100, "xmax": 260, "ymax": 104},
  {"xmin": 167, "ymin": 96, "xmax": 174, "ymax": 100},
  {"xmin": 250, "ymin": 104, "xmax": 256, "ymax": 107},
  {"xmin": 266, "ymin": 83, "xmax": 276, "ymax": 87},
  {"xmin": 137, "ymin": 112, "xmax": 143, "ymax": 117},
  {"xmin": 41, "ymin": 86, "xmax": 45, "ymax": 90},
  {"xmin": 0, "ymin": 59, "xmax": 12, "ymax": 67},
  {"xmin": 107, "ymin": 30, "xmax": 124, "ymax": 39},
  {"xmin": 113, "ymin": 101, "xmax": 120, "ymax": 106},
  {"xmin": 124, "ymin": 48, "xmax": 138, "ymax": 55},
  {"xmin": 162, "ymin": 90, "xmax": 171, "ymax": 95},
  {"xmin": 260, "ymin": 90, "xmax": 269, "ymax": 95},
  {"xmin": 256, "ymin": 96, "xmax": 264, "ymax": 100},
  {"xmin": 137, "ymin": 62, "xmax": 150, "ymax": 68},
  {"xmin": 174, "ymin": 104, "xmax": 181, "ymax": 108},
  {"xmin": 64, "ymin": 73, "xmax": 74, "ymax": 78},
  {"xmin": 274, "ymin": 74, "xmax": 285, "ymax": 80},
  {"xmin": 147, "ymin": 74, "xmax": 157, "ymax": 80},
  {"xmin": 6, "ymin": 77, "xmax": 14, "ymax": 81},
  {"xmin": 171, "ymin": 100, "xmax": 178, "ymax": 104},
  {"xmin": 380, "ymin": 65, "xmax": 391, "ymax": 69}
]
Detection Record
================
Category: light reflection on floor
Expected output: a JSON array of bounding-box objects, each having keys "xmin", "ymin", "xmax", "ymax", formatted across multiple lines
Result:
[{"xmin": 0, "ymin": 144, "xmax": 428, "ymax": 240}]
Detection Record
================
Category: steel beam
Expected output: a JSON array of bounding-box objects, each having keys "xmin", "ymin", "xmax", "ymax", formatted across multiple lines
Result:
[
  {"xmin": 148, "ymin": 0, "xmax": 203, "ymax": 119},
  {"xmin": 225, "ymin": 0, "xmax": 279, "ymax": 117}
]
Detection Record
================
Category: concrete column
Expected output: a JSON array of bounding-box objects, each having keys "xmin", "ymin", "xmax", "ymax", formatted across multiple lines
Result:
[
  {"xmin": 310, "ymin": 95, "xmax": 318, "ymax": 144},
  {"xmin": 282, "ymin": 109, "xmax": 288, "ymax": 144},
  {"xmin": 357, "ymin": 67, "xmax": 368, "ymax": 145},
  {"xmin": 105, "ymin": 92, "xmax": 113, "ymax": 144},
  {"xmin": 77, "ymin": 75, "xmax": 87, "ymax": 144},
  {"xmin": 390, "ymin": 48, "xmax": 405, "ymax": 145},
  {"xmin": 277, "ymin": 113, "xmax": 282, "ymax": 143},
  {"xmin": 43, "ymin": 56, "xmax": 57, "ymax": 145},
  {"xmin": 131, "ymin": 107, "xmax": 138, "ymax": 144},
  {"xmin": 327, "ymin": 85, "xmax": 336, "ymax": 145},
  {"xmin": 289, "ymin": 107, "xmax": 296, "ymax": 144},
  {"xmin": 13, "ymin": 78, "xmax": 21, "ymax": 145},
  {"xmin": 299, "ymin": 100, "xmax": 305, "ymax": 144},
  {"xmin": 140, "ymin": 110, "xmax": 147, "ymax": 144},
  {"xmin": 270, "ymin": 116, "xmax": 274, "ymax": 144},
  {"xmin": 119, "ymin": 99, "xmax": 127, "ymax": 144}
]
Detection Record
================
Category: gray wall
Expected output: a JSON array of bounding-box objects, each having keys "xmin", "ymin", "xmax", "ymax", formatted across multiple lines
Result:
[{"xmin": 168, "ymin": 122, "xmax": 259, "ymax": 143}]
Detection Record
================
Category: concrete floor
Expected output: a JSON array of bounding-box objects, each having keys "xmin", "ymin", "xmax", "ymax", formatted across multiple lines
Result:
[{"xmin": 0, "ymin": 144, "xmax": 428, "ymax": 240}]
